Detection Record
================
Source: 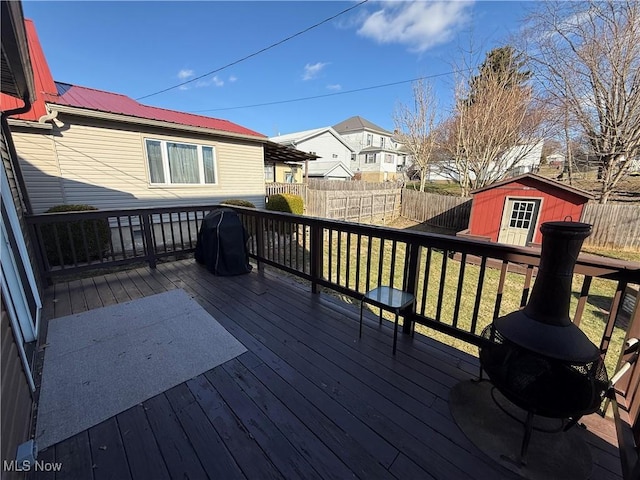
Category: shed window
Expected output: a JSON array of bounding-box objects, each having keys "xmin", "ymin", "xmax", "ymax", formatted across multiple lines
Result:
[{"xmin": 145, "ymin": 139, "xmax": 217, "ymax": 185}]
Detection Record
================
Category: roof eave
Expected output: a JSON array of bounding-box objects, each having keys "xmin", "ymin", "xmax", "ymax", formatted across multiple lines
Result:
[
  {"xmin": 47, "ymin": 103, "xmax": 267, "ymax": 142},
  {"xmin": 1, "ymin": 2, "xmax": 35, "ymax": 106}
]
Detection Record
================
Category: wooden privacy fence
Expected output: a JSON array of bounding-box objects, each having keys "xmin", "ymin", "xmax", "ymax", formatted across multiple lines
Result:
[
  {"xmin": 307, "ymin": 179, "xmax": 401, "ymax": 191},
  {"xmin": 306, "ymin": 189, "xmax": 402, "ymax": 224},
  {"xmin": 265, "ymin": 182, "xmax": 308, "ymax": 198},
  {"xmin": 401, "ymin": 189, "xmax": 472, "ymax": 231},
  {"xmin": 581, "ymin": 203, "xmax": 640, "ymax": 250}
]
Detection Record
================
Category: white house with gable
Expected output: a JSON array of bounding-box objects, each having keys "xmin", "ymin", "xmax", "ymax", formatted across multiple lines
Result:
[
  {"xmin": 333, "ymin": 116, "xmax": 408, "ymax": 182},
  {"xmin": 269, "ymin": 127, "xmax": 354, "ymax": 178}
]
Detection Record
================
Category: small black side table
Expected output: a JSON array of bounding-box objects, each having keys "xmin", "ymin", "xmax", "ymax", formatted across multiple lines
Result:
[{"xmin": 359, "ymin": 286, "xmax": 416, "ymax": 355}]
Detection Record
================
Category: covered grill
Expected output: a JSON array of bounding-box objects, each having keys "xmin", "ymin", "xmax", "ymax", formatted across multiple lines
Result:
[{"xmin": 479, "ymin": 221, "xmax": 609, "ymax": 462}]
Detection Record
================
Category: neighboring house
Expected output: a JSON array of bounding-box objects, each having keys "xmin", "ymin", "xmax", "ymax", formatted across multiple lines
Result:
[
  {"xmin": 459, "ymin": 173, "xmax": 592, "ymax": 247},
  {"xmin": 306, "ymin": 161, "xmax": 354, "ymax": 181},
  {"xmin": 269, "ymin": 127, "xmax": 353, "ymax": 183},
  {"xmin": 1, "ymin": 0, "xmax": 43, "ymax": 469},
  {"xmin": 333, "ymin": 116, "xmax": 404, "ymax": 182},
  {"xmin": 546, "ymin": 152, "xmax": 566, "ymax": 169},
  {"xmin": 2, "ymin": 20, "xmax": 311, "ymax": 212},
  {"xmin": 425, "ymin": 142, "xmax": 543, "ymax": 182}
]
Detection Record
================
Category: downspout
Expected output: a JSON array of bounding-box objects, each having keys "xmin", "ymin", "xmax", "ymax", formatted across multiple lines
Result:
[{"xmin": 2, "ymin": 93, "xmax": 33, "ymax": 214}]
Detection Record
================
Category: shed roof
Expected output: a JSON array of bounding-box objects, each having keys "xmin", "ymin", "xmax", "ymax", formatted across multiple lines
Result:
[{"xmin": 471, "ymin": 173, "xmax": 594, "ymax": 199}]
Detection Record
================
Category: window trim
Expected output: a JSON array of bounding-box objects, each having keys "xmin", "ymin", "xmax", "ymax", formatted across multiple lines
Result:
[{"xmin": 145, "ymin": 138, "xmax": 218, "ymax": 186}]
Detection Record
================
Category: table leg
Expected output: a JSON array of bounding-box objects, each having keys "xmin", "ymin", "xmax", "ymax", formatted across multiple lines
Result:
[{"xmin": 393, "ymin": 311, "xmax": 399, "ymax": 355}]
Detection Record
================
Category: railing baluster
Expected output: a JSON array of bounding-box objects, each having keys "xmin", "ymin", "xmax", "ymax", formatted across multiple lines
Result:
[
  {"xmin": 141, "ymin": 213, "xmax": 157, "ymax": 269},
  {"xmin": 92, "ymin": 221, "xmax": 104, "ymax": 264},
  {"xmin": 346, "ymin": 232, "xmax": 351, "ymax": 289},
  {"xmin": 116, "ymin": 217, "xmax": 126, "ymax": 258},
  {"xmin": 389, "ymin": 240, "xmax": 398, "ymax": 289},
  {"xmin": 159, "ymin": 214, "xmax": 167, "ymax": 253},
  {"xmin": 520, "ymin": 265, "xmax": 534, "ymax": 308},
  {"xmin": 573, "ymin": 275, "xmax": 593, "ymax": 327},
  {"xmin": 310, "ymin": 224, "xmax": 323, "ymax": 294},
  {"xmin": 128, "ymin": 215, "xmax": 137, "ymax": 257},
  {"xmin": 80, "ymin": 220, "xmax": 90, "ymax": 264},
  {"xmin": 178, "ymin": 212, "xmax": 185, "ymax": 250},
  {"xmin": 493, "ymin": 261, "xmax": 509, "ymax": 320},
  {"xmin": 436, "ymin": 250, "xmax": 448, "ymax": 323},
  {"xmin": 365, "ymin": 236, "xmax": 372, "ymax": 291},
  {"xmin": 452, "ymin": 253, "xmax": 467, "ymax": 329},
  {"xmin": 186, "ymin": 211, "xmax": 193, "ymax": 248},
  {"xmin": 599, "ymin": 280, "xmax": 627, "ymax": 356},
  {"xmin": 420, "ymin": 248, "xmax": 432, "ymax": 317},
  {"xmin": 52, "ymin": 224, "xmax": 65, "ymax": 269},
  {"xmin": 470, "ymin": 257, "xmax": 488, "ymax": 335},
  {"xmin": 337, "ymin": 230, "xmax": 342, "ymax": 286},
  {"xmin": 377, "ymin": 238, "xmax": 385, "ymax": 288},
  {"xmin": 328, "ymin": 229, "xmax": 333, "ymax": 283},
  {"xmin": 66, "ymin": 223, "xmax": 78, "ymax": 267},
  {"xmin": 355, "ymin": 234, "xmax": 362, "ymax": 292}
]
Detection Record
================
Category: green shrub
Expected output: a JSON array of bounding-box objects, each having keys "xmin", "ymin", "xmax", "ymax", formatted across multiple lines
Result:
[
  {"xmin": 41, "ymin": 204, "xmax": 110, "ymax": 266},
  {"xmin": 220, "ymin": 199, "xmax": 256, "ymax": 208},
  {"xmin": 266, "ymin": 193, "xmax": 303, "ymax": 214}
]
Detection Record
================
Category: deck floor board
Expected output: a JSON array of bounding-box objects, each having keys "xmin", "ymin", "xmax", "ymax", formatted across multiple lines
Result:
[{"xmin": 32, "ymin": 260, "xmax": 623, "ymax": 480}]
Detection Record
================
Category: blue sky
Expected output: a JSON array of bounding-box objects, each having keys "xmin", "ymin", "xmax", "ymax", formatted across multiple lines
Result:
[{"xmin": 22, "ymin": 1, "xmax": 530, "ymax": 137}]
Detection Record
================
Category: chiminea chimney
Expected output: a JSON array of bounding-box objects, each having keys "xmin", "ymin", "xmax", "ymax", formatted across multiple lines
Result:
[{"xmin": 494, "ymin": 221, "xmax": 599, "ymax": 364}]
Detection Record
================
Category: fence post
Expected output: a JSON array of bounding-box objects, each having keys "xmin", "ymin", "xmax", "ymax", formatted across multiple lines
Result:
[
  {"xmin": 310, "ymin": 223, "xmax": 323, "ymax": 294},
  {"xmin": 141, "ymin": 213, "xmax": 157, "ymax": 269},
  {"xmin": 402, "ymin": 243, "xmax": 421, "ymax": 334},
  {"xmin": 256, "ymin": 215, "xmax": 265, "ymax": 271}
]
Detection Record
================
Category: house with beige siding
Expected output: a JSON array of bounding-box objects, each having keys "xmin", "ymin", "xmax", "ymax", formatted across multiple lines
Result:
[{"xmin": 3, "ymin": 19, "xmax": 311, "ymax": 213}]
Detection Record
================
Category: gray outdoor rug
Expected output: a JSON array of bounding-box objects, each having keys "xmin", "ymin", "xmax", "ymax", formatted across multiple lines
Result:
[{"xmin": 36, "ymin": 288, "xmax": 246, "ymax": 449}]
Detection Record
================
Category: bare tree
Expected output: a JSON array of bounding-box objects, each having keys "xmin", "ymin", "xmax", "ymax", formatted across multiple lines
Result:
[
  {"xmin": 524, "ymin": 1, "xmax": 640, "ymax": 203},
  {"xmin": 439, "ymin": 46, "xmax": 547, "ymax": 196},
  {"xmin": 393, "ymin": 79, "xmax": 439, "ymax": 192}
]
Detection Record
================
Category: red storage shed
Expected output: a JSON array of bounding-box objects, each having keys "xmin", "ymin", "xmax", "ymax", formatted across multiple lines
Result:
[{"xmin": 463, "ymin": 174, "xmax": 593, "ymax": 246}]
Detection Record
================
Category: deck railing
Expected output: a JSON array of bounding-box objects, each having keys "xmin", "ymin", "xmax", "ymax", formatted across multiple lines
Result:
[{"xmin": 26, "ymin": 204, "xmax": 640, "ymax": 478}]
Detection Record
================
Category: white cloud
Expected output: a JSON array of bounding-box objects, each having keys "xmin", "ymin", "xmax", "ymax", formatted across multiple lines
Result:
[
  {"xmin": 196, "ymin": 76, "xmax": 224, "ymax": 88},
  {"xmin": 228, "ymin": 75, "xmax": 238, "ymax": 83},
  {"xmin": 178, "ymin": 69, "xmax": 195, "ymax": 80},
  {"xmin": 178, "ymin": 85, "xmax": 189, "ymax": 91},
  {"xmin": 303, "ymin": 62, "xmax": 329, "ymax": 81},
  {"xmin": 326, "ymin": 84, "xmax": 342, "ymax": 91},
  {"xmin": 356, "ymin": 1, "xmax": 474, "ymax": 53}
]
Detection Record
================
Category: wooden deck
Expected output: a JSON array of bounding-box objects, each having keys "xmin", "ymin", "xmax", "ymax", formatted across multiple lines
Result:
[{"xmin": 30, "ymin": 259, "xmax": 623, "ymax": 480}]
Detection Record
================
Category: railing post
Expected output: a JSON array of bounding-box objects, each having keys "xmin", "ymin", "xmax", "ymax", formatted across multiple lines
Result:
[
  {"xmin": 310, "ymin": 223, "xmax": 323, "ymax": 294},
  {"xmin": 141, "ymin": 213, "xmax": 157, "ymax": 269},
  {"xmin": 28, "ymin": 221, "xmax": 52, "ymax": 286},
  {"xmin": 256, "ymin": 215, "xmax": 265, "ymax": 271},
  {"xmin": 402, "ymin": 243, "xmax": 421, "ymax": 334}
]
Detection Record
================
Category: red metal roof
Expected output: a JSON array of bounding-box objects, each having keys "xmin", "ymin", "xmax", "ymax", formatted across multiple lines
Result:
[
  {"xmin": 1, "ymin": 19, "xmax": 265, "ymax": 139},
  {"xmin": 47, "ymin": 83, "xmax": 265, "ymax": 137},
  {"xmin": 0, "ymin": 19, "xmax": 56, "ymax": 119}
]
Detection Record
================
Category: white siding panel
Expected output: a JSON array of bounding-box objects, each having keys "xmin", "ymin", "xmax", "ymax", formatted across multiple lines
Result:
[
  {"xmin": 51, "ymin": 119, "xmax": 266, "ymax": 209},
  {"xmin": 11, "ymin": 130, "xmax": 63, "ymax": 213}
]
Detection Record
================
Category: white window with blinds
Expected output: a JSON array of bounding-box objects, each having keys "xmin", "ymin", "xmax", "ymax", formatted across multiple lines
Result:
[{"xmin": 145, "ymin": 139, "xmax": 217, "ymax": 185}]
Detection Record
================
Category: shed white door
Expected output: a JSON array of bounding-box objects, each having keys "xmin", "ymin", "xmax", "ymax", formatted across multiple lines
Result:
[{"xmin": 498, "ymin": 198, "xmax": 541, "ymax": 246}]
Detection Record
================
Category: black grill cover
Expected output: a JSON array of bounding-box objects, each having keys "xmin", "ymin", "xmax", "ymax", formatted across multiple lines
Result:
[{"xmin": 195, "ymin": 208, "xmax": 252, "ymax": 276}]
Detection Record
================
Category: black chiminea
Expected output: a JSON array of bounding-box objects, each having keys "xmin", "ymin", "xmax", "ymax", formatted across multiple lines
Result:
[{"xmin": 479, "ymin": 221, "xmax": 609, "ymax": 463}]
